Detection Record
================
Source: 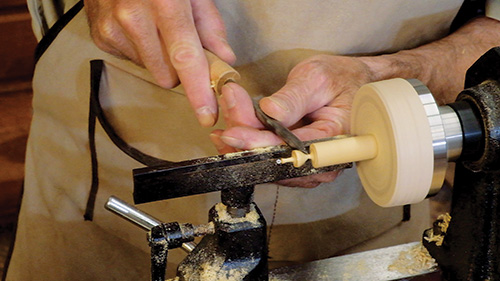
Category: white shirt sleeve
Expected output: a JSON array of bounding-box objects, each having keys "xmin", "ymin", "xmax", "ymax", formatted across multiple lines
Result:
[
  {"xmin": 487, "ymin": 0, "xmax": 500, "ymax": 21},
  {"xmin": 26, "ymin": 0, "xmax": 80, "ymax": 41}
]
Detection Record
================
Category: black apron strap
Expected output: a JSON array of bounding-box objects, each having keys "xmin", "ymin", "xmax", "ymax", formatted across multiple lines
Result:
[
  {"xmin": 35, "ymin": 1, "xmax": 84, "ymax": 63},
  {"xmin": 84, "ymin": 60, "xmax": 173, "ymax": 220}
]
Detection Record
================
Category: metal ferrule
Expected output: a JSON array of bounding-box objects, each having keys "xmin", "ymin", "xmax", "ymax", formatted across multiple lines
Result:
[
  {"xmin": 438, "ymin": 105, "xmax": 463, "ymax": 161},
  {"xmin": 408, "ymin": 79, "xmax": 463, "ymax": 197}
]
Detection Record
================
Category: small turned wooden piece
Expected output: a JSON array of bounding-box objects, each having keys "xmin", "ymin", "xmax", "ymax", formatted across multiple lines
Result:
[{"xmin": 281, "ymin": 150, "xmax": 311, "ymax": 167}]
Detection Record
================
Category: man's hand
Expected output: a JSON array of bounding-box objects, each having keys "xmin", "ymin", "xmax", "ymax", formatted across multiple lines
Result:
[
  {"xmin": 210, "ymin": 17, "xmax": 500, "ymax": 188},
  {"xmin": 210, "ymin": 55, "xmax": 377, "ymax": 187},
  {"xmin": 84, "ymin": 0, "xmax": 236, "ymax": 127}
]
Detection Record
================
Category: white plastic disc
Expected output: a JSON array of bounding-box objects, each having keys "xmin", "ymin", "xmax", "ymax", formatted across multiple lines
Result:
[{"xmin": 352, "ymin": 78, "xmax": 434, "ymax": 207}]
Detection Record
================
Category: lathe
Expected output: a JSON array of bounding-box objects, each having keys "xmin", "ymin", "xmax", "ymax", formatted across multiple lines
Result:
[{"xmin": 102, "ymin": 47, "xmax": 500, "ymax": 280}]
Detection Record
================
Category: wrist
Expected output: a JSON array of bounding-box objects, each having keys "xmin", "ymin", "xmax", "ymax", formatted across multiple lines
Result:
[{"xmin": 358, "ymin": 51, "xmax": 426, "ymax": 84}]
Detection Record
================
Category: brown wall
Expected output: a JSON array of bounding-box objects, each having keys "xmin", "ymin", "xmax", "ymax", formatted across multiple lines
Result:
[
  {"xmin": 0, "ymin": 1, "xmax": 37, "ymax": 91},
  {"xmin": 0, "ymin": 0, "xmax": 37, "ymax": 224}
]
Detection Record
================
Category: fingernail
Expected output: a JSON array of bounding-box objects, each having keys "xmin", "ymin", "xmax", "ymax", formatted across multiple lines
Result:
[
  {"xmin": 222, "ymin": 85, "xmax": 236, "ymax": 109},
  {"xmin": 209, "ymin": 133, "xmax": 226, "ymax": 150},
  {"xmin": 196, "ymin": 106, "xmax": 216, "ymax": 127},
  {"xmin": 220, "ymin": 136, "xmax": 245, "ymax": 149},
  {"xmin": 266, "ymin": 96, "xmax": 289, "ymax": 113}
]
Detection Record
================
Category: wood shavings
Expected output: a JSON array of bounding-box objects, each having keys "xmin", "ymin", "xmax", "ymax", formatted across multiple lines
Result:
[
  {"xmin": 222, "ymin": 146, "xmax": 277, "ymax": 160},
  {"xmin": 436, "ymin": 213, "xmax": 451, "ymax": 232},
  {"xmin": 388, "ymin": 243, "xmax": 437, "ymax": 275},
  {"xmin": 182, "ymin": 254, "xmax": 255, "ymax": 281},
  {"xmin": 150, "ymin": 239, "xmax": 167, "ymax": 264},
  {"xmin": 193, "ymin": 222, "xmax": 215, "ymax": 236},
  {"xmin": 424, "ymin": 213, "xmax": 451, "ymax": 246},
  {"xmin": 215, "ymin": 203, "xmax": 260, "ymax": 225},
  {"xmin": 199, "ymin": 261, "xmax": 251, "ymax": 281}
]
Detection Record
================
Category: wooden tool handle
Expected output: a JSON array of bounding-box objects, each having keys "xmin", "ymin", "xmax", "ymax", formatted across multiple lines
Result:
[{"xmin": 204, "ymin": 50, "xmax": 240, "ymax": 95}]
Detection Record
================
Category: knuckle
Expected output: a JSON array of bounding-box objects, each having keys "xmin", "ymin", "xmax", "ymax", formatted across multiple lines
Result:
[
  {"xmin": 169, "ymin": 44, "xmax": 202, "ymax": 69},
  {"xmin": 315, "ymin": 117, "xmax": 346, "ymax": 136},
  {"xmin": 315, "ymin": 121, "xmax": 338, "ymax": 137},
  {"xmin": 114, "ymin": 5, "xmax": 141, "ymax": 31},
  {"xmin": 159, "ymin": 10, "xmax": 192, "ymax": 30},
  {"xmin": 91, "ymin": 22, "xmax": 131, "ymax": 62},
  {"xmin": 90, "ymin": 27, "xmax": 116, "ymax": 54},
  {"xmin": 95, "ymin": 18, "xmax": 117, "ymax": 43},
  {"xmin": 303, "ymin": 58, "xmax": 333, "ymax": 83}
]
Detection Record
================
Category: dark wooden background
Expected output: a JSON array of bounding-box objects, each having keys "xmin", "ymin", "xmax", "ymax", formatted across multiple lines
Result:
[{"xmin": 0, "ymin": 0, "xmax": 37, "ymax": 225}]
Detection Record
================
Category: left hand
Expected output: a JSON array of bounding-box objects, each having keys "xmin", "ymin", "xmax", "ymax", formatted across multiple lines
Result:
[
  {"xmin": 210, "ymin": 54, "xmax": 377, "ymax": 187},
  {"xmin": 84, "ymin": 0, "xmax": 235, "ymax": 127}
]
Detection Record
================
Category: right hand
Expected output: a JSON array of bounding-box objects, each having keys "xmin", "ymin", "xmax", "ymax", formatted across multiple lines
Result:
[
  {"xmin": 84, "ymin": 0, "xmax": 236, "ymax": 127},
  {"xmin": 210, "ymin": 54, "xmax": 378, "ymax": 187}
]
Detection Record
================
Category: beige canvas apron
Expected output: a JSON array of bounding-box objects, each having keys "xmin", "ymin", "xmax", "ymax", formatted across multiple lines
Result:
[{"xmin": 8, "ymin": 1, "xmax": 462, "ymax": 280}]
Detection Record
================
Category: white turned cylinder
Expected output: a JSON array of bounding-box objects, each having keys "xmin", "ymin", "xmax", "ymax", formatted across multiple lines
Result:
[{"xmin": 309, "ymin": 135, "xmax": 377, "ymax": 168}]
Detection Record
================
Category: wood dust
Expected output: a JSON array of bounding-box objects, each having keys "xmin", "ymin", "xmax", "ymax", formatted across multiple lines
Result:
[{"xmin": 388, "ymin": 243, "xmax": 437, "ymax": 275}]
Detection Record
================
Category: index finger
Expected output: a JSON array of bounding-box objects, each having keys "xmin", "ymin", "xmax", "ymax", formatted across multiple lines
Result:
[{"xmin": 155, "ymin": 0, "xmax": 217, "ymax": 127}]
